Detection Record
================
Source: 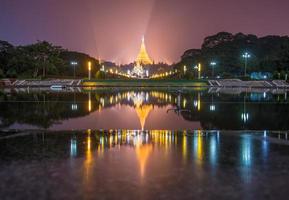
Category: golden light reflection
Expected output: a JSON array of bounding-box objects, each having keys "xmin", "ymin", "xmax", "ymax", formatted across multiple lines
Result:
[
  {"xmin": 135, "ymin": 143, "xmax": 153, "ymax": 178},
  {"xmin": 135, "ymin": 105, "xmax": 153, "ymax": 130},
  {"xmin": 182, "ymin": 132, "xmax": 187, "ymax": 160},
  {"xmin": 84, "ymin": 129, "xmax": 93, "ymax": 185},
  {"xmin": 197, "ymin": 92, "xmax": 201, "ymax": 111},
  {"xmin": 88, "ymin": 92, "xmax": 92, "ymax": 112},
  {"xmin": 196, "ymin": 130, "xmax": 203, "ymax": 164}
]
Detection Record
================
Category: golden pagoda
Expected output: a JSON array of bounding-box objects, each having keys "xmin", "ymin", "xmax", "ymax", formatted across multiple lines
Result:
[{"xmin": 136, "ymin": 36, "xmax": 153, "ymax": 65}]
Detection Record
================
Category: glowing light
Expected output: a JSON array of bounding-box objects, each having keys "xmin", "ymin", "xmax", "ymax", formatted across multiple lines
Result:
[
  {"xmin": 135, "ymin": 143, "xmax": 153, "ymax": 178},
  {"xmin": 71, "ymin": 104, "xmax": 78, "ymax": 111},
  {"xmin": 182, "ymin": 98, "xmax": 187, "ymax": 108},
  {"xmin": 182, "ymin": 133, "xmax": 187, "ymax": 160},
  {"xmin": 198, "ymin": 63, "xmax": 201, "ymax": 79},
  {"xmin": 70, "ymin": 138, "xmax": 77, "ymax": 157},
  {"xmin": 194, "ymin": 100, "xmax": 198, "ymax": 108},
  {"xmin": 241, "ymin": 135, "xmax": 252, "ymax": 166},
  {"xmin": 183, "ymin": 65, "xmax": 187, "ymax": 74},
  {"xmin": 88, "ymin": 61, "xmax": 92, "ymax": 80},
  {"xmin": 210, "ymin": 104, "xmax": 216, "ymax": 111},
  {"xmin": 263, "ymin": 130, "xmax": 267, "ymax": 138},
  {"xmin": 210, "ymin": 134, "xmax": 217, "ymax": 166},
  {"xmin": 88, "ymin": 92, "xmax": 92, "ymax": 112},
  {"xmin": 71, "ymin": 61, "xmax": 78, "ymax": 65},
  {"xmin": 210, "ymin": 62, "xmax": 216, "ymax": 66},
  {"xmin": 242, "ymin": 52, "xmax": 251, "ymax": 58},
  {"xmin": 241, "ymin": 113, "xmax": 249, "ymax": 123},
  {"xmin": 197, "ymin": 93, "xmax": 201, "ymax": 111},
  {"xmin": 136, "ymin": 36, "xmax": 153, "ymax": 65}
]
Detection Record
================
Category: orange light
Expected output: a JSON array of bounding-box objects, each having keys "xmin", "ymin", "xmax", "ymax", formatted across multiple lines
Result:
[{"xmin": 88, "ymin": 61, "xmax": 92, "ymax": 71}]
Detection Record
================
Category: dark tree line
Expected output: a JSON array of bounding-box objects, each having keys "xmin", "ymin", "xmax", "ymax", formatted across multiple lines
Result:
[
  {"xmin": 176, "ymin": 32, "xmax": 289, "ymax": 79},
  {"xmin": 0, "ymin": 40, "xmax": 99, "ymax": 78}
]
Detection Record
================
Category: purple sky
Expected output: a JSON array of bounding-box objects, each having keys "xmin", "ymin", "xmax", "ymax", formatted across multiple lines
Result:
[{"xmin": 1, "ymin": 0, "xmax": 289, "ymax": 63}]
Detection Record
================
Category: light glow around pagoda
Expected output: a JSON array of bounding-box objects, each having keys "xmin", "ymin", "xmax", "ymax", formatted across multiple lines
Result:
[{"xmin": 98, "ymin": 36, "xmax": 176, "ymax": 79}]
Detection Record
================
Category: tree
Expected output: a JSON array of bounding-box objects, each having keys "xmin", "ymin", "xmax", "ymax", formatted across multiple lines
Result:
[
  {"xmin": 179, "ymin": 32, "xmax": 289, "ymax": 78},
  {"xmin": 0, "ymin": 40, "xmax": 14, "ymax": 76},
  {"xmin": 6, "ymin": 41, "xmax": 66, "ymax": 78}
]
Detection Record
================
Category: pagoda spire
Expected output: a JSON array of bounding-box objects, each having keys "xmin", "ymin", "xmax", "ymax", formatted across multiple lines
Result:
[{"xmin": 136, "ymin": 36, "xmax": 153, "ymax": 65}]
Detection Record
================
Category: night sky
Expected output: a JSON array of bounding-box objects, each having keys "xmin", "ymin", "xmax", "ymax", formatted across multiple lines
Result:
[{"xmin": 1, "ymin": 0, "xmax": 289, "ymax": 64}]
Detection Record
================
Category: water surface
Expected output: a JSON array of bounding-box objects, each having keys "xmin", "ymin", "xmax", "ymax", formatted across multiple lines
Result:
[
  {"xmin": 0, "ymin": 88, "xmax": 288, "ymax": 130},
  {"xmin": 0, "ymin": 130, "xmax": 289, "ymax": 199},
  {"xmin": 1, "ymin": 88, "xmax": 289, "ymax": 199}
]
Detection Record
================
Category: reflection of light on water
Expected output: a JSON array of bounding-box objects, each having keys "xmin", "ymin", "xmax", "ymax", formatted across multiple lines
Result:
[
  {"xmin": 263, "ymin": 130, "xmax": 267, "ymax": 138},
  {"xmin": 133, "ymin": 131, "xmax": 153, "ymax": 178},
  {"xmin": 193, "ymin": 93, "xmax": 201, "ymax": 111},
  {"xmin": 71, "ymin": 104, "xmax": 78, "ymax": 111},
  {"xmin": 183, "ymin": 98, "xmax": 187, "ymax": 108},
  {"xmin": 241, "ymin": 113, "xmax": 249, "ymax": 123},
  {"xmin": 210, "ymin": 104, "xmax": 215, "ymax": 111},
  {"xmin": 210, "ymin": 135, "xmax": 217, "ymax": 166},
  {"xmin": 197, "ymin": 131, "xmax": 203, "ymax": 163},
  {"xmin": 241, "ymin": 136, "xmax": 251, "ymax": 166},
  {"xmin": 262, "ymin": 131, "xmax": 269, "ymax": 161},
  {"xmin": 193, "ymin": 130, "xmax": 203, "ymax": 165},
  {"xmin": 182, "ymin": 132, "xmax": 187, "ymax": 160},
  {"xmin": 194, "ymin": 100, "xmax": 198, "ymax": 108},
  {"xmin": 240, "ymin": 135, "xmax": 252, "ymax": 183},
  {"xmin": 70, "ymin": 138, "xmax": 77, "ymax": 157},
  {"xmin": 88, "ymin": 92, "xmax": 92, "ymax": 112},
  {"xmin": 84, "ymin": 130, "xmax": 93, "ymax": 185}
]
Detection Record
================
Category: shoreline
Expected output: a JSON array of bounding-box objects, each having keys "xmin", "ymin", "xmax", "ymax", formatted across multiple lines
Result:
[{"xmin": 0, "ymin": 78, "xmax": 289, "ymax": 89}]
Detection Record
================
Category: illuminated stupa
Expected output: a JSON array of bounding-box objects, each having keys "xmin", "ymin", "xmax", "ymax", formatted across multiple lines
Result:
[
  {"xmin": 136, "ymin": 36, "xmax": 153, "ymax": 65},
  {"xmin": 131, "ymin": 36, "xmax": 152, "ymax": 78}
]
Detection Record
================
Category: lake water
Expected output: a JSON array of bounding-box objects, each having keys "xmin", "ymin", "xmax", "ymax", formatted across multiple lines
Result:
[
  {"xmin": 1, "ymin": 87, "xmax": 289, "ymax": 130},
  {"xmin": 0, "ymin": 87, "xmax": 289, "ymax": 199}
]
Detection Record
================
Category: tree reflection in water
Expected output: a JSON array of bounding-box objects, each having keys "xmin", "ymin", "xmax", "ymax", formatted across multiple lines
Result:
[{"xmin": 0, "ymin": 88, "xmax": 288, "ymax": 130}]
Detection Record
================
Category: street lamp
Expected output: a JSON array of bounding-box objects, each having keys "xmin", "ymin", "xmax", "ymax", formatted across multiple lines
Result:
[
  {"xmin": 100, "ymin": 65, "xmax": 105, "ymax": 72},
  {"xmin": 196, "ymin": 63, "xmax": 201, "ymax": 79},
  {"xmin": 242, "ymin": 52, "xmax": 251, "ymax": 77},
  {"xmin": 210, "ymin": 62, "xmax": 217, "ymax": 78},
  {"xmin": 183, "ymin": 65, "xmax": 187, "ymax": 74},
  {"xmin": 88, "ymin": 61, "xmax": 92, "ymax": 80},
  {"xmin": 70, "ymin": 61, "xmax": 78, "ymax": 79}
]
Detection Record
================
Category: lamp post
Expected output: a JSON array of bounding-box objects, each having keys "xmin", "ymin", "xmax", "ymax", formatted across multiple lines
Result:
[
  {"xmin": 242, "ymin": 52, "xmax": 251, "ymax": 77},
  {"xmin": 88, "ymin": 61, "xmax": 92, "ymax": 80},
  {"xmin": 183, "ymin": 65, "xmax": 187, "ymax": 75},
  {"xmin": 210, "ymin": 62, "xmax": 217, "ymax": 78},
  {"xmin": 198, "ymin": 63, "xmax": 201, "ymax": 79},
  {"xmin": 70, "ymin": 61, "xmax": 78, "ymax": 79}
]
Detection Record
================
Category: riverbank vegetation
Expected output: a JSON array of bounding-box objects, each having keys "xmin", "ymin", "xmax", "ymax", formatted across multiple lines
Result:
[
  {"xmin": 0, "ymin": 40, "xmax": 99, "ymax": 78},
  {"xmin": 176, "ymin": 32, "xmax": 289, "ymax": 79}
]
